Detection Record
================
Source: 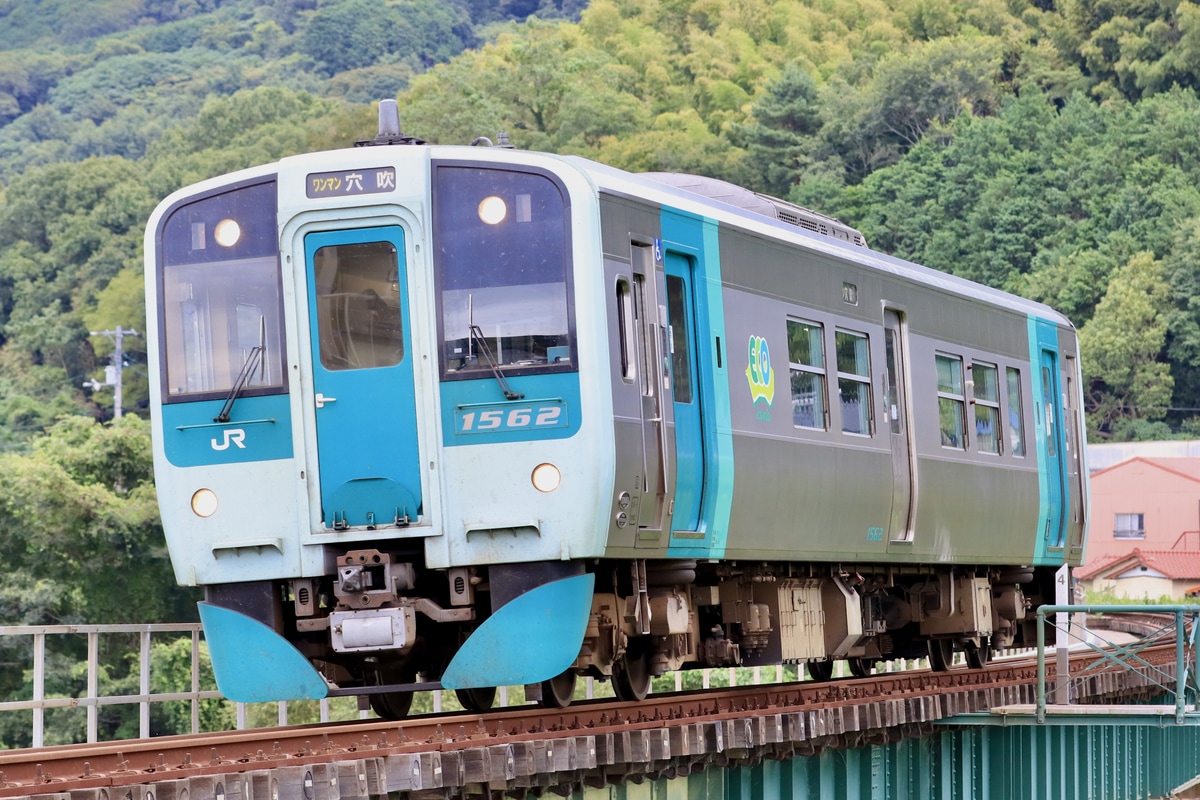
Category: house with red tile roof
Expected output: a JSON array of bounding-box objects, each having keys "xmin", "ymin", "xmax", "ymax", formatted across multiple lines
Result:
[
  {"xmin": 1080, "ymin": 457, "xmax": 1200, "ymax": 599},
  {"xmin": 1077, "ymin": 549, "xmax": 1200, "ymax": 599}
]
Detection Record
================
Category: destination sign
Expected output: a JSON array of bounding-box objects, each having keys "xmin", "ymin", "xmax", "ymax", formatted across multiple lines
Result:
[{"xmin": 306, "ymin": 167, "xmax": 397, "ymax": 198}]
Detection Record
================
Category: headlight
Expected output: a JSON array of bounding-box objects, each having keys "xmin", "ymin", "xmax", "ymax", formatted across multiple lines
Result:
[
  {"xmin": 478, "ymin": 196, "xmax": 507, "ymax": 225},
  {"xmin": 531, "ymin": 463, "xmax": 561, "ymax": 493},
  {"xmin": 213, "ymin": 218, "xmax": 242, "ymax": 247},
  {"xmin": 191, "ymin": 488, "xmax": 218, "ymax": 517}
]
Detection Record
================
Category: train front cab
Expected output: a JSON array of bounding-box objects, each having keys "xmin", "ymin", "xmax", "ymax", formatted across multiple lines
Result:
[{"xmin": 147, "ymin": 149, "xmax": 614, "ymax": 705}]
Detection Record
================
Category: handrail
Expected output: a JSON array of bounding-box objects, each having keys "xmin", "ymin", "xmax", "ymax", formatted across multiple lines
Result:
[{"xmin": 1035, "ymin": 604, "xmax": 1199, "ymax": 724}]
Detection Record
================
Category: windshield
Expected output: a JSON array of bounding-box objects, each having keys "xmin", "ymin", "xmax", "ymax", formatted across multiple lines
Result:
[
  {"xmin": 157, "ymin": 180, "xmax": 286, "ymax": 401},
  {"xmin": 434, "ymin": 164, "xmax": 574, "ymax": 378}
]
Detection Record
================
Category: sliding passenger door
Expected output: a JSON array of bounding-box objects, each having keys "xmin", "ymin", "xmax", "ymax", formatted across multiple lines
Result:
[
  {"xmin": 883, "ymin": 309, "xmax": 915, "ymax": 542},
  {"xmin": 664, "ymin": 252, "xmax": 704, "ymax": 532},
  {"xmin": 1038, "ymin": 348, "xmax": 1067, "ymax": 549}
]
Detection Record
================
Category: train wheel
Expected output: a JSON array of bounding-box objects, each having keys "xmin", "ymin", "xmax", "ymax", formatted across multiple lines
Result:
[
  {"xmin": 927, "ymin": 639, "xmax": 954, "ymax": 672},
  {"xmin": 848, "ymin": 657, "xmax": 876, "ymax": 678},
  {"xmin": 964, "ymin": 639, "xmax": 991, "ymax": 669},
  {"xmin": 613, "ymin": 643, "xmax": 652, "ymax": 701},
  {"xmin": 455, "ymin": 686, "xmax": 496, "ymax": 712},
  {"xmin": 807, "ymin": 659, "xmax": 835, "ymax": 682},
  {"xmin": 368, "ymin": 664, "xmax": 416, "ymax": 719},
  {"xmin": 540, "ymin": 669, "xmax": 577, "ymax": 708}
]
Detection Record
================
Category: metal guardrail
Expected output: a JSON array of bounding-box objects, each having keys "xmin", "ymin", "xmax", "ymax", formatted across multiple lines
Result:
[
  {"xmin": 1036, "ymin": 604, "xmax": 1200, "ymax": 723},
  {"xmin": 0, "ymin": 623, "xmax": 215, "ymax": 748}
]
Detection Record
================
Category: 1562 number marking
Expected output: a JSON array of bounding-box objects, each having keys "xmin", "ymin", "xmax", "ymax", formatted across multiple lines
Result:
[{"xmin": 457, "ymin": 403, "xmax": 566, "ymax": 434}]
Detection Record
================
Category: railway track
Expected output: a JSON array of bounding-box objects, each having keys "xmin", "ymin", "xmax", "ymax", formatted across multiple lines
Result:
[{"xmin": 0, "ymin": 641, "xmax": 1182, "ymax": 799}]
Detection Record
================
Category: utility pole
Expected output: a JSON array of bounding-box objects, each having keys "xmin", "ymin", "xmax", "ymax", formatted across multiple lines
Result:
[{"xmin": 87, "ymin": 326, "xmax": 140, "ymax": 419}]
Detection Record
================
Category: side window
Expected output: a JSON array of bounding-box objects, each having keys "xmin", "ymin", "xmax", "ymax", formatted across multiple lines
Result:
[
  {"xmin": 615, "ymin": 277, "xmax": 634, "ymax": 383},
  {"xmin": 972, "ymin": 361, "xmax": 1000, "ymax": 454},
  {"xmin": 936, "ymin": 353, "xmax": 966, "ymax": 449},
  {"xmin": 788, "ymin": 319, "xmax": 827, "ymax": 429},
  {"xmin": 835, "ymin": 329, "xmax": 872, "ymax": 435},
  {"xmin": 1006, "ymin": 367, "xmax": 1026, "ymax": 457}
]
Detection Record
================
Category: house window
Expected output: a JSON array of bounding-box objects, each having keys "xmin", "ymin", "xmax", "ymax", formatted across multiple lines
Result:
[{"xmin": 1113, "ymin": 513, "xmax": 1145, "ymax": 539}]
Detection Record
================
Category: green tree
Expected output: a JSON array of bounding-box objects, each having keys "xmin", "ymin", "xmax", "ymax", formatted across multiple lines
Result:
[
  {"xmin": 1079, "ymin": 252, "xmax": 1174, "ymax": 435},
  {"xmin": 300, "ymin": 0, "xmax": 473, "ymax": 75},
  {"xmin": 733, "ymin": 62, "xmax": 822, "ymax": 196}
]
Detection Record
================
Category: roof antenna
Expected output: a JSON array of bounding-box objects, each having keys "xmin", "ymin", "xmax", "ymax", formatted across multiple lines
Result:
[{"xmin": 355, "ymin": 99, "xmax": 426, "ymax": 147}]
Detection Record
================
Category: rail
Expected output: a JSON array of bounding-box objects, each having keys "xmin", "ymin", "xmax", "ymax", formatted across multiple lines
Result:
[
  {"xmin": 1036, "ymin": 604, "xmax": 1200, "ymax": 723},
  {"xmin": 0, "ymin": 623, "xmax": 963, "ymax": 750}
]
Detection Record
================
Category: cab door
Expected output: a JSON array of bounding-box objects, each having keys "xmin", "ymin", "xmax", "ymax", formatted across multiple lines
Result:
[{"xmin": 305, "ymin": 226, "xmax": 422, "ymax": 529}]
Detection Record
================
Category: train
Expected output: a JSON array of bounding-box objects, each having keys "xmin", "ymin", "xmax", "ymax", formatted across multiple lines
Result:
[{"xmin": 144, "ymin": 101, "xmax": 1088, "ymax": 716}]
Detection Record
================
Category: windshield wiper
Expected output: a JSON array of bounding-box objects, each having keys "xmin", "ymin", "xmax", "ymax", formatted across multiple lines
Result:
[
  {"xmin": 214, "ymin": 317, "xmax": 266, "ymax": 423},
  {"xmin": 468, "ymin": 324, "xmax": 524, "ymax": 401}
]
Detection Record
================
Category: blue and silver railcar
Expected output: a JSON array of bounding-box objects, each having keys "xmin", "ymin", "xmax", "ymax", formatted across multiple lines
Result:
[{"xmin": 145, "ymin": 105, "xmax": 1087, "ymax": 714}]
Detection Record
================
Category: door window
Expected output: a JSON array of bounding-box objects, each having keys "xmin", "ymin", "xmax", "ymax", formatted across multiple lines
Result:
[
  {"xmin": 313, "ymin": 241, "xmax": 404, "ymax": 371},
  {"xmin": 666, "ymin": 275, "xmax": 693, "ymax": 403}
]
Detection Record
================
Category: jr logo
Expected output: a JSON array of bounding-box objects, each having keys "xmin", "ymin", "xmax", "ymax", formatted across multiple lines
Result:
[{"xmin": 211, "ymin": 429, "xmax": 247, "ymax": 451}]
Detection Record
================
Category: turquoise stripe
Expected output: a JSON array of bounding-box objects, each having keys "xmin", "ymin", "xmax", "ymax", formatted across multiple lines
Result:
[{"xmin": 1028, "ymin": 316, "xmax": 1051, "ymax": 564}]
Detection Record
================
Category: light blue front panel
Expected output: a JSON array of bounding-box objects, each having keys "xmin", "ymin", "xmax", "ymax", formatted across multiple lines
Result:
[
  {"xmin": 162, "ymin": 393, "xmax": 294, "ymax": 467},
  {"xmin": 1029, "ymin": 316, "xmax": 1067, "ymax": 563},
  {"xmin": 661, "ymin": 212, "xmax": 735, "ymax": 558},
  {"xmin": 440, "ymin": 372, "xmax": 581, "ymax": 446},
  {"xmin": 440, "ymin": 573, "xmax": 594, "ymax": 688},
  {"xmin": 305, "ymin": 227, "xmax": 422, "ymax": 528},
  {"xmin": 199, "ymin": 602, "xmax": 328, "ymax": 702}
]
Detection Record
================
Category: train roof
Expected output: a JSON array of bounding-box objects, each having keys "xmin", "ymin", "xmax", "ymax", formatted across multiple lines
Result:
[{"xmin": 568, "ymin": 157, "xmax": 1074, "ymax": 330}]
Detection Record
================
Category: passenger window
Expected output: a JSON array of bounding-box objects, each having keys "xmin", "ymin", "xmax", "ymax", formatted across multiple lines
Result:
[
  {"xmin": 936, "ymin": 354, "xmax": 966, "ymax": 449},
  {"xmin": 972, "ymin": 362, "xmax": 1000, "ymax": 454},
  {"xmin": 787, "ymin": 319, "xmax": 826, "ymax": 430},
  {"xmin": 1006, "ymin": 367, "xmax": 1026, "ymax": 457},
  {"xmin": 835, "ymin": 329, "xmax": 872, "ymax": 435}
]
